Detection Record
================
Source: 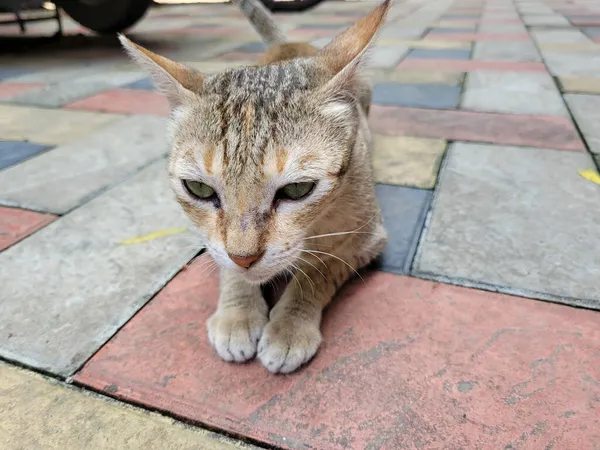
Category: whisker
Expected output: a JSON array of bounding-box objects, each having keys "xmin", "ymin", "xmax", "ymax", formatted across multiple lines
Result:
[
  {"xmin": 289, "ymin": 260, "xmax": 315, "ymax": 296},
  {"xmin": 297, "ymin": 248, "xmax": 364, "ymax": 283},
  {"xmin": 303, "ymin": 216, "xmax": 377, "ymax": 241},
  {"xmin": 295, "ymin": 254, "xmax": 328, "ymax": 281}
]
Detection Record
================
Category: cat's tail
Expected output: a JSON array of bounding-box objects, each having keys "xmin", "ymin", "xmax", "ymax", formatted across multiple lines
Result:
[{"xmin": 233, "ymin": 0, "xmax": 286, "ymax": 46}]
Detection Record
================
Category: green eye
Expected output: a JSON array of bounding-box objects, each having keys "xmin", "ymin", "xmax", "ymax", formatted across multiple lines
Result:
[
  {"xmin": 183, "ymin": 180, "xmax": 216, "ymax": 200},
  {"xmin": 277, "ymin": 182, "xmax": 316, "ymax": 201}
]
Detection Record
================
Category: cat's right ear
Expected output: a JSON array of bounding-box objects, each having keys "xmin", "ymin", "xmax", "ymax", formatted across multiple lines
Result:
[{"xmin": 118, "ymin": 34, "xmax": 204, "ymax": 107}]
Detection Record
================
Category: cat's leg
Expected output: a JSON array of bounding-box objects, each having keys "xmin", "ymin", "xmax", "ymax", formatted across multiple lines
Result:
[
  {"xmin": 257, "ymin": 254, "xmax": 354, "ymax": 374},
  {"xmin": 258, "ymin": 223, "xmax": 387, "ymax": 373},
  {"xmin": 207, "ymin": 268, "xmax": 269, "ymax": 362}
]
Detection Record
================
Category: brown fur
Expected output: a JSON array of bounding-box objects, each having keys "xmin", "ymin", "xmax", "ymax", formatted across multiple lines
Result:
[{"xmin": 119, "ymin": 0, "xmax": 391, "ymax": 374}]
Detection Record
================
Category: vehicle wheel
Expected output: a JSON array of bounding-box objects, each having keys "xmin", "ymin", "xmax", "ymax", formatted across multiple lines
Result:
[
  {"xmin": 56, "ymin": 0, "xmax": 152, "ymax": 33},
  {"xmin": 259, "ymin": 0, "xmax": 325, "ymax": 13}
]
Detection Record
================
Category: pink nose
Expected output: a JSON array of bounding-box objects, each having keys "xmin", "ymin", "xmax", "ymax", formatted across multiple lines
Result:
[{"xmin": 228, "ymin": 252, "xmax": 264, "ymax": 269}]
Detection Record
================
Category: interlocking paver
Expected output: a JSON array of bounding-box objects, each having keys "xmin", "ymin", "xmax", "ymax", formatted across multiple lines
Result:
[
  {"xmin": 376, "ymin": 184, "xmax": 432, "ymax": 274},
  {"xmin": 0, "ymin": 82, "xmax": 45, "ymax": 99},
  {"xmin": 0, "ymin": 116, "xmax": 169, "ymax": 214},
  {"xmin": 76, "ymin": 258, "xmax": 600, "ymax": 449},
  {"xmin": 9, "ymin": 72, "xmax": 145, "ymax": 108},
  {"xmin": 472, "ymin": 40, "xmax": 541, "ymax": 61},
  {"xmin": 0, "ymin": 104, "xmax": 120, "ymax": 146},
  {"xmin": 374, "ymin": 69, "xmax": 464, "ymax": 85},
  {"xmin": 370, "ymin": 105, "xmax": 584, "ymax": 151},
  {"xmin": 406, "ymin": 48, "xmax": 471, "ymax": 59},
  {"xmin": 66, "ymin": 89, "xmax": 169, "ymax": 116},
  {"xmin": 461, "ymin": 71, "xmax": 568, "ymax": 116},
  {"xmin": 0, "ymin": 362, "xmax": 256, "ymax": 449},
  {"xmin": 564, "ymin": 93, "xmax": 600, "ymax": 156},
  {"xmin": 0, "ymin": 206, "xmax": 56, "ymax": 252},
  {"xmin": 397, "ymin": 58, "xmax": 546, "ymax": 72},
  {"xmin": 414, "ymin": 142, "xmax": 600, "ymax": 309},
  {"xmin": 0, "ymin": 160, "xmax": 199, "ymax": 376},
  {"xmin": 372, "ymin": 82, "xmax": 461, "ymax": 108},
  {"xmin": 558, "ymin": 76, "xmax": 600, "ymax": 94},
  {"xmin": 0, "ymin": 141, "xmax": 52, "ymax": 170},
  {"xmin": 373, "ymin": 134, "xmax": 446, "ymax": 189}
]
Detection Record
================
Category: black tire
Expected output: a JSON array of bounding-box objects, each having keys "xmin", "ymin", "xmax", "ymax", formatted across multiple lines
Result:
[
  {"xmin": 259, "ymin": 0, "xmax": 325, "ymax": 13},
  {"xmin": 55, "ymin": 0, "xmax": 152, "ymax": 33}
]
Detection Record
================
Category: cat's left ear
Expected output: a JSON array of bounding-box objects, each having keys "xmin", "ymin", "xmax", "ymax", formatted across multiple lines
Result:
[
  {"xmin": 314, "ymin": 0, "xmax": 391, "ymax": 101},
  {"xmin": 118, "ymin": 34, "xmax": 204, "ymax": 107}
]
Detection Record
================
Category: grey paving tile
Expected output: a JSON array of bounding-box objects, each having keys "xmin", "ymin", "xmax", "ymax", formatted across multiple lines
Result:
[
  {"xmin": 413, "ymin": 143, "xmax": 600, "ymax": 310},
  {"xmin": 0, "ymin": 141, "xmax": 53, "ymax": 170},
  {"xmin": 472, "ymin": 41, "xmax": 541, "ymax": 62},
  {"xmin": 530, "ymin": 29, "xmax": 592, "ymax": 44},
  {"xmin": 461, "ymin": 71, "xmax": 568, "ymax": 116},
  {"xmin": 542, "ymin": 52, "xmax": 600, "ymax": 77},
  {"xmin": 9, "ymin": 72, "xmax": 145, "ymax": 108},
  {"xmin": 124, "ymin": 77, "xmax": 154, "ymax": 90},
  {"xmin": 233, "ymin": 41, "xmax": 267, "ymax": 53},
  {"xmin": 428, "ymin": 27, "xmax": 476, "ymax": 34},
  {"xmin": 0, "ymin": 116, "xmax": 169, "ymax": 214},
  {"xmin": 565, "ymin": 94, "xmax": 600, "ymax": 155},
  {"xmin": 0, "ymin": 68, "xmax": 36, "ymax": 81},
  {"xmin": 373, "ymin": 83, "xmax": 461, "ymax": 109},
  {"xmin": 369, "ymin": 47, "xmax": 409, "ymax": 69},
  {"xmin": 406, "ymin": 49, "xmax": 471, "ymax": 60},
  {"xmin": 376, "ymin": 184, "xmax": 432, "ymax": 275},
  {"xmin": 523, "ymin": 15, "xmax": 570, "ymax": 26},
  {"xmin": 0, "ymin": 160, "xmax": 199, "ymax": 376}
]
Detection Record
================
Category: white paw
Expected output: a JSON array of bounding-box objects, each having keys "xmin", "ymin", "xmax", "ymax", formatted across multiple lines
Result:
[
  {"xmin": 207, "ymin": 309, "xmax": 268, "ymax": 363},
  {"xmin": 257, "ymin": 318, "xmax": 322, "ymax": 374}
]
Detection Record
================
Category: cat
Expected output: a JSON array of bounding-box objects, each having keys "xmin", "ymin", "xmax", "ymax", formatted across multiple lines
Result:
[{"xmin": 119, "ymin": 0, "xmax": 390, "ymax": 374}]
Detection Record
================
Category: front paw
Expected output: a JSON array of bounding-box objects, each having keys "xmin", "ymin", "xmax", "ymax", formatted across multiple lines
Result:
[
  {"xmin": 257, "ymin": 317, "xmax": 322, "ymax": 374},
  {"xmin": 207, "ymin": 308, "xmax": 268, "ymax": 363}
]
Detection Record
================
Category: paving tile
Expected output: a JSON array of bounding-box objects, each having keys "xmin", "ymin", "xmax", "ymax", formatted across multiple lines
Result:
[
  {"xmin": 542, "ymin": 51, "xmax": 600, "ymax": 77},
  {"xmin": 76, "ymin": 259, "xmax": 600, "ymax": 449},
  {"xmin": 373, "ymin": 134, "xmax": 445, "ymax": 189},
  {"xmin": 539, "ymin": 43, "xmax": 600, "ymax": 52},
  {"xmin": 0, "ymin": 141, "xmax": 52, "ymax": 170},
  {"xmin": 376, "ymin": 184, "xmax": 431, "ymax": 274},
  {"xmin": 461, "ymin": 71, "xmax": 568, "ymax": 116},
  {"xmin": 378, "ymin": 38, "xmax": 471, "ymax": 50},
  {"xmin": 0, "ymin": 82, "xmax": 45, "ymax": 99},
  {"xmin": 369, "ymin": 47, "xmax": 409, "ymax": 69},
  {"xmin": 564, "ymin": 94, "xmax": 600, "ymax": 155},
  {"xmin": 66, "ymin": 89, "xmax": 169, "ymax": 117},
  {"xmin": 8, "ymin": 72, "xmax": 145, "ymax": 108},
  {"xmin": 0, "ymin": 115, "xmax": 169, "ymax": 214},
  {"xmin": 414, "ymin": 143, "xmax": 600, "ymax": 309},
  {"xmin": 123, "ymin": 77, "xmax": 154, "ymax": 90},
  {"xmin": 369, "ymin": 105, "xmax": 585, "ymax": 151},
  {"xmin": 0, "ymin": 104, "xmax": 120, "ymax": 146},
  {"xmin": 0, "ymin": 160, "xmax": 199, "ymax": 376},
  {"xmin": 0, "ymin": 363, "xmax": 256, "ymax": 450},
  {"xmin": 372, "ymin": 83, "xmax": 461, "ymax": 109},
  {"xmin": 472, "ymin": 40, "xmax": 541, "ymax": 62},
  {"xmin": 0, "ymin": 68, "xmax": 37, "ymax": 80},
  {"xmin": 559, "ymin": 76, "xmax": 600, "ymax": 94},
  {"xmin": 233, "ymin": 41, "xmax": 267, "ymax": 53},
  {"xmin": 375, "ymin": 69, "xmax": 464, "ymax": 85},
  {"xmin": 523, "ymin": 15, "xmax": 570, "ymax": 26},
  {"xmin": 0, "ymin": 206, "xmax": 56, "ymax": 252},
  {"xmin": 425, "ymin": 32, "xmax": 530, "ymax": 41},
  {"xmin": 397, "ymin": 58, "xmax": 546, "ymax": 72},
  {"xmin": 427, "ymin": 27, "xmax": 476, "ymax": 34},
  {"xmin": 406, "ymin": 48, "xmax": 471, "ymax": 60},
  {"xmin": 530, "ymin": 29, "xmax": 593, "ymax": 44}
]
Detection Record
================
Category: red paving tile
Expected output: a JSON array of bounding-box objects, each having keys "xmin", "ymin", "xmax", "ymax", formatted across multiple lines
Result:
[
  {"xmin": 425, "ymin": 33, "xmax": 530, "ymax": 40},
  {"xmin": 0, "ymin": 82, "xmax": 44, "ymax": 99},
  {"xmin": 76, "ymin": 255, "xmax": 600, "ymax": 449},
  {"xmin": 65, "ymin": 89, "xmax": 169, "ymax": 116},
  {"xmin": 0, "ymin": 206, "xmax": 56, "ymax": 252},
  {"xmin": 397, "ymin": 59, "xmax": 546, "ymax": 72},
  {"xmin": 369, "ymin": 105, "xmax": 585, "ymax": 151}
]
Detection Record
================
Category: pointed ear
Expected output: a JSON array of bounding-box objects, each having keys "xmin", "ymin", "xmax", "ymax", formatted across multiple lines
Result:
[
  {"xmin": 314, "ymin": 0, "xmax": 391, "ymax": 102},
  {"xmin": 118, "ymin": 34, "xmax": 204, "ymax": 107}
]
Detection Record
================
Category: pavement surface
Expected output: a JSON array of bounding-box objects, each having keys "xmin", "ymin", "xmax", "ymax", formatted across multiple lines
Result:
[{"xmin": 1, "ymin": 0, "xmax": 600, "ymax": 449}]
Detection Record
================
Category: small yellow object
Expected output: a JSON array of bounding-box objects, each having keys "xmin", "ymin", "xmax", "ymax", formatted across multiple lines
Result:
[
  {"xmin": 578, "ymin": 169, "xmax": 600, "ymax": 186},
  {"xmin": 119, "ymin": 227, "xmax": 187, "ymax": 245}
]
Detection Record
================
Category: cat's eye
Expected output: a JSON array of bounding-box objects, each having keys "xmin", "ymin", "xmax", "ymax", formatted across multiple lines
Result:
[
  {"xmin": 183, "ymin": 180, "xmax": 217, "ymax": 201},
  {"xmin": 276, "ymin": 182, "xmax": 316, "ymax": 201}
]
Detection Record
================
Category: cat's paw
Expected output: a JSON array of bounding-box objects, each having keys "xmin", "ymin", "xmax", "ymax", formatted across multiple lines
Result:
[
  {"xmin": 257, "ymin": 317, "xmax": 322, "ymax": 374},
  {"xmin": 207, "ymin": 308, "xmax": 268, "ymax": 363}
]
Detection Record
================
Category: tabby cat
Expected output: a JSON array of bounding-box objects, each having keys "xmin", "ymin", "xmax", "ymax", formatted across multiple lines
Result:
[{"xmin": 119, "ymin": 0, "xmax": 390, "ymax": 373}]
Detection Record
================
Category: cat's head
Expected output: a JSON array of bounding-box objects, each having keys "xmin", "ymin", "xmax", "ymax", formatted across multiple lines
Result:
[{"xmin": 120, "ymin": 0, "xmax": 390, "ymax": 284}]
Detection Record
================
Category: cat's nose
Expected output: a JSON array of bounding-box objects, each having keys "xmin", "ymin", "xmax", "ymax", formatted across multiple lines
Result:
[{"xmin": 228, "ymin": 251, "xmax": 264, "ymax": 269}]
